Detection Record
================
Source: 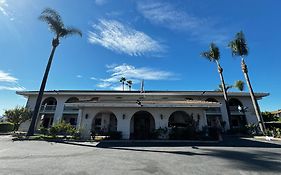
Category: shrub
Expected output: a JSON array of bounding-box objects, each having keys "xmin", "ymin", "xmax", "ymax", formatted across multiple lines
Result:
[
  {"xmin": 169, "ymin": 126, "xmax": 198, "ymax": 140},
  {"xmin": 245, "ymin": 123, "xmax": 260, "ymax": 135},
  {"xmin": 38, "ymin": 127, "xmax": 49, "ymax": 135},
  {"xmin": 266, "ymin": 127, "xmax": 281, "ymax": 138},
  {"xmin": 151, "ymin": 127, "xmax": 168, "ymax": 139},
  {"xmin": 49, "ymin": 122, "xmax": 77, "ymax": 137},
  {"xmin": 0, "ymin": 122, "xmax": 14, "ymax": 132}
]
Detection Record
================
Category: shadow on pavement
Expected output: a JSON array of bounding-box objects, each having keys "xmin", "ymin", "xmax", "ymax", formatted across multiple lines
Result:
[
  {"xmin": 95, "ymin": 136, "xmax": 281, "ymax": 148},
  {"xmin": 52, "ymin": 136, "xmax": 281, "ymax": 173}
]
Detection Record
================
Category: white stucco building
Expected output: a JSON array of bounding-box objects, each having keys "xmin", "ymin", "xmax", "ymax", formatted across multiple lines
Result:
[{"xmin": 17, "ymin": 90, "xmax": 268, "ymax": 139}]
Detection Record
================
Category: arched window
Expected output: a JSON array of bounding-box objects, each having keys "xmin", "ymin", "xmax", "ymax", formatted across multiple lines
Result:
[
  {"xmin": 65, "ymin": 97, "xmax": 79, "ymax": 103},
  {"xmin": 42, "ymin": 97, "xmax": 57, "ymax": 106}
]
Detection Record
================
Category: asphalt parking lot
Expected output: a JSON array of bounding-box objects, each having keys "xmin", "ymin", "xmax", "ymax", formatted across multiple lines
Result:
[{"xmin": 0, "ymin": 135, "xmax": 281, "ymax": 175}]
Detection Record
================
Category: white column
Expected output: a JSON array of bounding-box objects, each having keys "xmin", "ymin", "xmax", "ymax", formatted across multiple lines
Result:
[
  {"xmin": 220, "ymin": 100, "xmax": 230, "ymax": 130},
  {"xmin": 52, "ymin": 97, "xmax": 67, "ymax": 125},
  {"xmin": 115, "ymin": 110, "xmax": 131, "ymax": 139},
  {"xmin": 76, "ymin": 109, "xmax": 83, "ymax": 130}
]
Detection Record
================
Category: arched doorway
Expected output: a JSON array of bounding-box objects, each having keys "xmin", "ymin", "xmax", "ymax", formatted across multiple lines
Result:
[
  {"xmin": 168, "ymin": 111, "xmax": 197, "ymax": 139},
  {"xmin": 91, "ymin": 111, "xmax": 117, "ymax": 134},
  {"xmin": 38, "ymin": 97, "xmax": 57, "ymax": 129},
  {"xmin": 205, "ymin": 98, "xmax": 223, "ymax": 128},
  {"xmin": 228, "ymin": 98, "xmax": 247, "ymax": 129},
  {"xmin": 130, "ymin": 111, "xmax": 155, "ymax": 139}
]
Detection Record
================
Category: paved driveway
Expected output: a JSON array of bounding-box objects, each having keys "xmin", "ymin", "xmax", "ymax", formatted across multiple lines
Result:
[{"xmin": 0, "ymin": 135, "xmax": 281, "ymax": 175}]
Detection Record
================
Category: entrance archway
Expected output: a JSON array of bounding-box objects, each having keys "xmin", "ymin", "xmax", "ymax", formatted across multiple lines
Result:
[
  {"xmin": 130, "ymin": 111, "xmax": 155, "ymax": 139},
  {"xmin": 92, "ymin": 111, "xmax": 117, "ymax": 134}
]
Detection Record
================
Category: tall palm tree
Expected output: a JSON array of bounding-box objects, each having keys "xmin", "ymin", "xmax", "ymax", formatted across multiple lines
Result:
[
  {"xmin": 228, "ymin": 31, "xmax": 265, "ymax": 134},
  {"xmin": 120, "ymin": 77, "xmax": 126, "ymax": 91},
  {"xmin": 126, "ymin": 80, "xmax": 133, "ymax": 91},
  {"xmin": 26, "ymin": 8, "xmax": 82, "ymax": 136},
  {"xmin": 201, "ymin": 42, "xmax": 231, "ymax": 126}
]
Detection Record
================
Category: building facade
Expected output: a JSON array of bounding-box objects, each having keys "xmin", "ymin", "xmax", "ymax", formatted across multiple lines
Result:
[{"xmin": 17, "ymin": 90, "xmax": 268, "ymax": 139}]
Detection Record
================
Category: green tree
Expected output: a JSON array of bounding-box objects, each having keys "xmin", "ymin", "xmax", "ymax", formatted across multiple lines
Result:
[
  {"xmin": 229, "ymin": 31, "xmax": 266, "ymax": 134},
  {"xmin": 120, "ymin": 77, "xmax": 126, "ymax": 91},
  {"xmin": 216, "ymin": 80, "xmax": 245, "ymax": 92},
  {"xmin": 201, "ymin": 42, "xmax": 231, "ymax": 124},
  {"xmin": 261, "ymin": 111, "xmax": 278, "ymax": 122},
  {"xmin": 126, "ymin": 80, "xmax": 133, "ymax": 91},
  {"xmin": 3, "ymin": 106, "xmax": 32, "ymax": 131},
  {"xmin": 27, "ymin": 8, "xmax": 82, "ymax": 136}
]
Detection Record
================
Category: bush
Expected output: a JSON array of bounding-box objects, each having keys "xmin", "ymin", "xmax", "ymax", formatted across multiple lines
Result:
[
  {"xmin": 266, "ymin": 127, "xmax": 281, "ymax": 138},
  {"xmin": 0, "ymin": 122, "xmax": 14, "ymax": 132},
  {"xmin": 151, "ymin": 127, "xmax": 168, "ymax": 139},
  {"xmin": 38, "ymin": 127, "xmax": 49, "ymax": 135},
  {"xmin": 169, "ymin": 126, "xmax": 198, "ymax": 140},
  {"xmin": 49, "ymin": 122, "xmax": 77, "ymax": 137},
  {"xmin": 245, "ymin": 123, "xmax": 260, "ymax": 135}
]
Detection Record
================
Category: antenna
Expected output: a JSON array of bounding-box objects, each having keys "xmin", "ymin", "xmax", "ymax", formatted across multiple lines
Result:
[{"xmin": 140, "ymin": 79, "xmax": 145, "ymax": 93}]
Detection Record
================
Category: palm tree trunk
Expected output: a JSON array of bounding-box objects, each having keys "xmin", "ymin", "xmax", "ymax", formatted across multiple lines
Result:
[
  {"xmin": 241, "ymin": 58, "xmax": 266, "ymax": 134},
  {"xmin": 26, "ymin": 40, "xmax": 58, "ymax": 136},
  {"xmin": 216, "ymin": 61, "xmax": 232, "ymax": 129},
  {"xmin": 122, "ymin": 82, "xmax": 125, "ymax": 91}
]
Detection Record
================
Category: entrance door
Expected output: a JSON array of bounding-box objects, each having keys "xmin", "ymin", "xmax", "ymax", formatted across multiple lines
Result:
[
  {"xmin": 134, "ymin": 116, "xmax": 150, "ymax": 139},
  {"xmin": 132, "ymin": 111, "xmax": 155, "ymax": 139}
]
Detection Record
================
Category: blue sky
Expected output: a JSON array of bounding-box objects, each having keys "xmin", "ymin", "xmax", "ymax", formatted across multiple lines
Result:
[{"xmin": 0, "ymin": 0, "xmax": 280, "ymax": 114}]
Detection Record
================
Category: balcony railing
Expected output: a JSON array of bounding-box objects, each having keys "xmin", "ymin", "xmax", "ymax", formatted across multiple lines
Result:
[
  {"xmin": 40, "ymin": 105, "xmax": 56, "ymax": 113},
  {"xmin": 206, "ymin": 108, "xmax": 221, "ymax": 114},
  {"xmin": 63, "ymin": 106, "xmax": 79, "ymax": 113}
]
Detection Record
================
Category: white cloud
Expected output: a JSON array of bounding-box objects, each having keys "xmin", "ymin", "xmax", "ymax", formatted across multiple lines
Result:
[
  {"xmin": 137, "ymin": 1, "xmax": 229, "ymax": 44},
  {"xmin": 0, "ymin": 0, "xmax": 14, "ymax": 21},
  {"xmin": 0, "ymin": 85, "xmax": 25, "ymax": 91},
  {"xmin": 76, "ymin": 75, "xmax": 83, "ymax": 78},
  {"xmin": 0, "ymin": 70, "xmax": 17, "ymax": 82},
  {"xmin": 95, "ymin": 0, "xmax": 107, "ymax": 6},
  {"xmin": 90, "ymin": 77, "xmax": 97, "ymax": 80},
  {"xmin": 0, "ymin": 70, "xmax": 25, "ymax": 91},
  {"xmin": 0, "ymin": 0, "xmax": 8, "ymax": 16},
  {"xmin": 96, "ymin": 63, "xmax": 175, "ymax": 89},
  {"xmin": 88, "ymin": 19, "xmax": 164, "ymax": 56}
]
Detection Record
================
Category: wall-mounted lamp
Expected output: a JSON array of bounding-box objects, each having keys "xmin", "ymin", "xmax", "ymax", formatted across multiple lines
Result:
[
  {"xmin": 136, "ymin": 100, "xmax": 143, "ymax": 107},
  {"xmin": 122, "ymin": 114, "xmax": 126, "ymax": 120},
  {"xmin": 160, "ymin": 114, "xmax": 163, "ymax": 120},
  {"xmin": 85, "ymin": 114, "xmax": 89, "ymax": 119}
]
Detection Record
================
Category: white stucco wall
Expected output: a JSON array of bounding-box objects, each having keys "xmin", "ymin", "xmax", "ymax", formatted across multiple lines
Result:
[{"xmin": 19, "ymin": 91, "xmax": 267, "ymax": 139}]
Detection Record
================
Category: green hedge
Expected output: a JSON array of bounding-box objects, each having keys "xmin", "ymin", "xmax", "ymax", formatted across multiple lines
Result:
[{"xmin": 0, "ymin": 122, "xmax": 14, "ymax": 132}]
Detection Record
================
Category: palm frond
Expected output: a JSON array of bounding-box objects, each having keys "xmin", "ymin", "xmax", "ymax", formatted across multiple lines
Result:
[
  {"xmin": 217, "ymin": 84, "xmax": 232, "ymax": 92},
  {"xmin": 39, "ymin": 8, "xmax": 82, "ymax": 39},
  {"xmin": 201, "ymin": 51, "xmax": 212, "ymax": 61},
  {"xmin": 228, "ymin": 31, "xmax": 248, "ymax": 57},
  {"xmin": 39, "ymin": 15, "xmax": 62, "ymax": 35},
  {"xmin": 60, "ymin": 27, "xmax": 82, "ymax": 38},
  {"xmin": 41, "ymin": 8, "xmax": 64, "ymax": 28},
  {"xmin": 126, "ymin": 80, "xmax": 132, "ymax": 85},
  {"xmin": 234, "ymin": 80, "xmax": 245, "ymax": 91},
  {"xmin": 201, "ymin": 42, "xmax": 220, "ymax": 62},
  {"xmin": 120, "ymin": 77, "xmax": 126, "ymax": 82}
]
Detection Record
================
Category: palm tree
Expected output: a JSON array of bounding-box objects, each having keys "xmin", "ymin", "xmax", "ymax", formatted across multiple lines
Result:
[
  {"xmin": 228, "ymin": 31, "xmax": 265, "ymax": 134},
  {"xmin": 120, "ymin": 77, "xmax": 126, "ymax": 91},
  {"xmin": 234, "ymin": 80, "xmax": 245, "ymax": 91},
  {"xmin": 126, "ymin": 80, "xmax": 133, "ymax": 91},
  {"xmin": 216, "ymin": 80, "xmax": 245, "ymax": 92},
  {"xmin": 201, "ymin": 42, "xmax": 231, "ymax": 126},
  {"xmin": 26, "ymin": 8, "xmax": 82, "ymax": 136}
]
